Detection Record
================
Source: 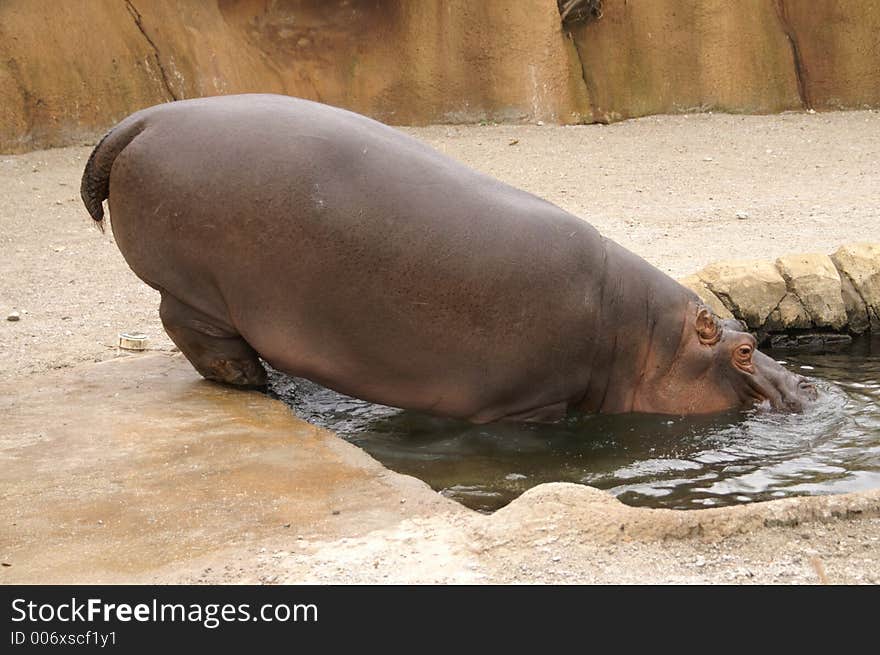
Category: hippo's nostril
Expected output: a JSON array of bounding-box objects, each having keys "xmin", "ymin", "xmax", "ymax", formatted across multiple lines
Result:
[{"xmin": 798, "ymin": 378, "xmax": 818, "ymax": 400}]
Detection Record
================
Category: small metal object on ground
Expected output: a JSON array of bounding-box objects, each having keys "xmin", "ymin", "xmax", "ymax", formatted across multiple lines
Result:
[
  {"xmin": 6, "ymin": 311, "xmax": 20, "ymax": 321},
  {"xmin": 118, "ymin": 332, "xmax": 149, "ymax": 351}
]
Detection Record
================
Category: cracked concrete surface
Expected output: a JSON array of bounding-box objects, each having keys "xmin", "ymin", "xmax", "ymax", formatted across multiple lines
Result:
[{"xmin": 0, "ymin": 354, "xmax": 464, "ymax": 583}]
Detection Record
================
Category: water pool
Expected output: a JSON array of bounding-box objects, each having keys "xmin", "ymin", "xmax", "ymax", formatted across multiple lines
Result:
[{"xmin": 269, "ymin": 336, "xmax": 880, "ymax": 512}]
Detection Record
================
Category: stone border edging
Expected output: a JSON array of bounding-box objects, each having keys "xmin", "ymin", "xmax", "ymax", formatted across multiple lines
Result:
[
  {"xmin": 488, "ymin": 482, "xmax": 880, "ymax": 543},
  {"xmin": 678, "ymin": 242, "xmax": 880, "ymax": 343}
]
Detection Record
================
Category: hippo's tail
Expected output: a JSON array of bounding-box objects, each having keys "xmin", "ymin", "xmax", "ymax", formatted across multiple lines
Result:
[{"xmin": 80, "ymin": 116, "xmax": 147, "ymax": 232}]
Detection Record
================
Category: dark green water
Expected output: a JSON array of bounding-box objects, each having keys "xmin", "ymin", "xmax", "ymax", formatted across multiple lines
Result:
[{"xmin": 269, "ymin": 336, "xmax": 880, "ymax": 512}]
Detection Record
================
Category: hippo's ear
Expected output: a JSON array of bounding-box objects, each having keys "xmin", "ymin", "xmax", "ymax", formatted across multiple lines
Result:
[{"xmin": 695, "ymin": 307, "xmax": 721, "ymax": 345}]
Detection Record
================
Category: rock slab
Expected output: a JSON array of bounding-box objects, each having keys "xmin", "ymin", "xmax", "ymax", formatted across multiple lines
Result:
[
  {"xmin": 696, "ymin": 260, "xmax": 787, "ymax": 329},
  {"xmin": 831, "ymin": 243, "xmax": 880, "ymax": 331},
  {"xmin": 775, "ymin": 253, "xmax": 847, "ymax": 329}
]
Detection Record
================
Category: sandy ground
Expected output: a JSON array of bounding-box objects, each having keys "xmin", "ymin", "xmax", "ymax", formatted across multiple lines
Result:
[
  {"xmin": 2, "ymin": 110, "xmax": 878, "ymax": 384},
  {"xmin": 2, "ymin": 110, "xmax": 879, "ymax": 584}
]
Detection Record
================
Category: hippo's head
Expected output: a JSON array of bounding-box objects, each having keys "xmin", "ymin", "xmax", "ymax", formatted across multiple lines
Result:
[{"xmin": 636, "ymin": 305, "xmax": 818, "ymax": 415}]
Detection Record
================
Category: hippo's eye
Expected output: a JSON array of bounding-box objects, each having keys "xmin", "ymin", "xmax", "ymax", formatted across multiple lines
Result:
[{"xmin": 733, "ymin": 344, "xmax": 755, "ymax": 372}]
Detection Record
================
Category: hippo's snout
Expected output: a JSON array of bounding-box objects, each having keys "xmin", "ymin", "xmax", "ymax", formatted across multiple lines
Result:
[
  {"xmin": 777, "ymin": 373, "xmax": 820, "ymax": 412},
  {"xmin": 798, "ymin": 377, "xmax": 819, "ymax": 401},
  {"xmin": 750, "ymin": 351, "xmax": 820, "ymax": 412},
  {"xmin": 778, "ymin": 376, "xmax": 819, "ymax": 411}
]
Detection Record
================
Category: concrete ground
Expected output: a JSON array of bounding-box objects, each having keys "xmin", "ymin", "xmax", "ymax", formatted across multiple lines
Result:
[{"xmin": 2, "ymin": 110, "xmax": 879, "ymax": 584}]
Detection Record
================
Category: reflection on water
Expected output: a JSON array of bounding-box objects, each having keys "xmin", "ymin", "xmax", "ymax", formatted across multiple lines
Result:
[{"xmin": 268, "ymin": 336, "xmax": 880, "ymax": 512}]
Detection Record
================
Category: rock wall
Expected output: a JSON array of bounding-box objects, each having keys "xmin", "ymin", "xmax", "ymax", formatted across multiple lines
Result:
[
  {"xmin": 566, "ymin": 0, "xmax": 880, "ymax": 122},
  {"xmin": 566, "ymin": 0, "xmax": 803, "ymax": 121},
  {"xmin": 680, "ymin": 243, "xmax": 880, "ymax": 347},
  {"xmin": 0, "ymin": 0, "xmax": 587, "ymax": 152},
  {"xmin": 2, "ymin": 0, "xmax": 879, "ymax": 152}
]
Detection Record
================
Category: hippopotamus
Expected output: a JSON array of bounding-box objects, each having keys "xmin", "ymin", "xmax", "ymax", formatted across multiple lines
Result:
[{"xmin": 80, "ymin": 94, "xmax": 816, "ymax": 423}]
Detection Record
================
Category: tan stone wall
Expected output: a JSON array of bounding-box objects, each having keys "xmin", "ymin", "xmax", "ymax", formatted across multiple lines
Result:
[
  {"xmin": 1, "ymin": 0, "xmax": 879, "ymax": 152},
  {"xmin": 566, "ymin": 0, "xmax": 804, "ymax": 121},
  {"xmin": 0, "ymin": 0, "xmax": 588, "ymax": 152},
  {"xmin": 567, "ymin": 0, "xmax": 880, "ymax": 121},
  {"xmin": 783, "ymin": 0, "xmax": 880, "ymax": 110}
]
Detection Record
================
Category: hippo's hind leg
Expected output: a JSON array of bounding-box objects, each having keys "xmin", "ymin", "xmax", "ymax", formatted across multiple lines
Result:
[{"xmin": 159, "ymin": 294, "xmax": 267, "ymax": 388}]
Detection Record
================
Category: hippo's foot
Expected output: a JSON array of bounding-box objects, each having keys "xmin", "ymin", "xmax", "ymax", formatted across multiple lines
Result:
[
  {"xmin": 198, "ymin": 357, "xmax": 268, "ymax": 389},
  {"xmin": 159, "ymin": 293, "xmax": 267, "ymax": 388}
]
